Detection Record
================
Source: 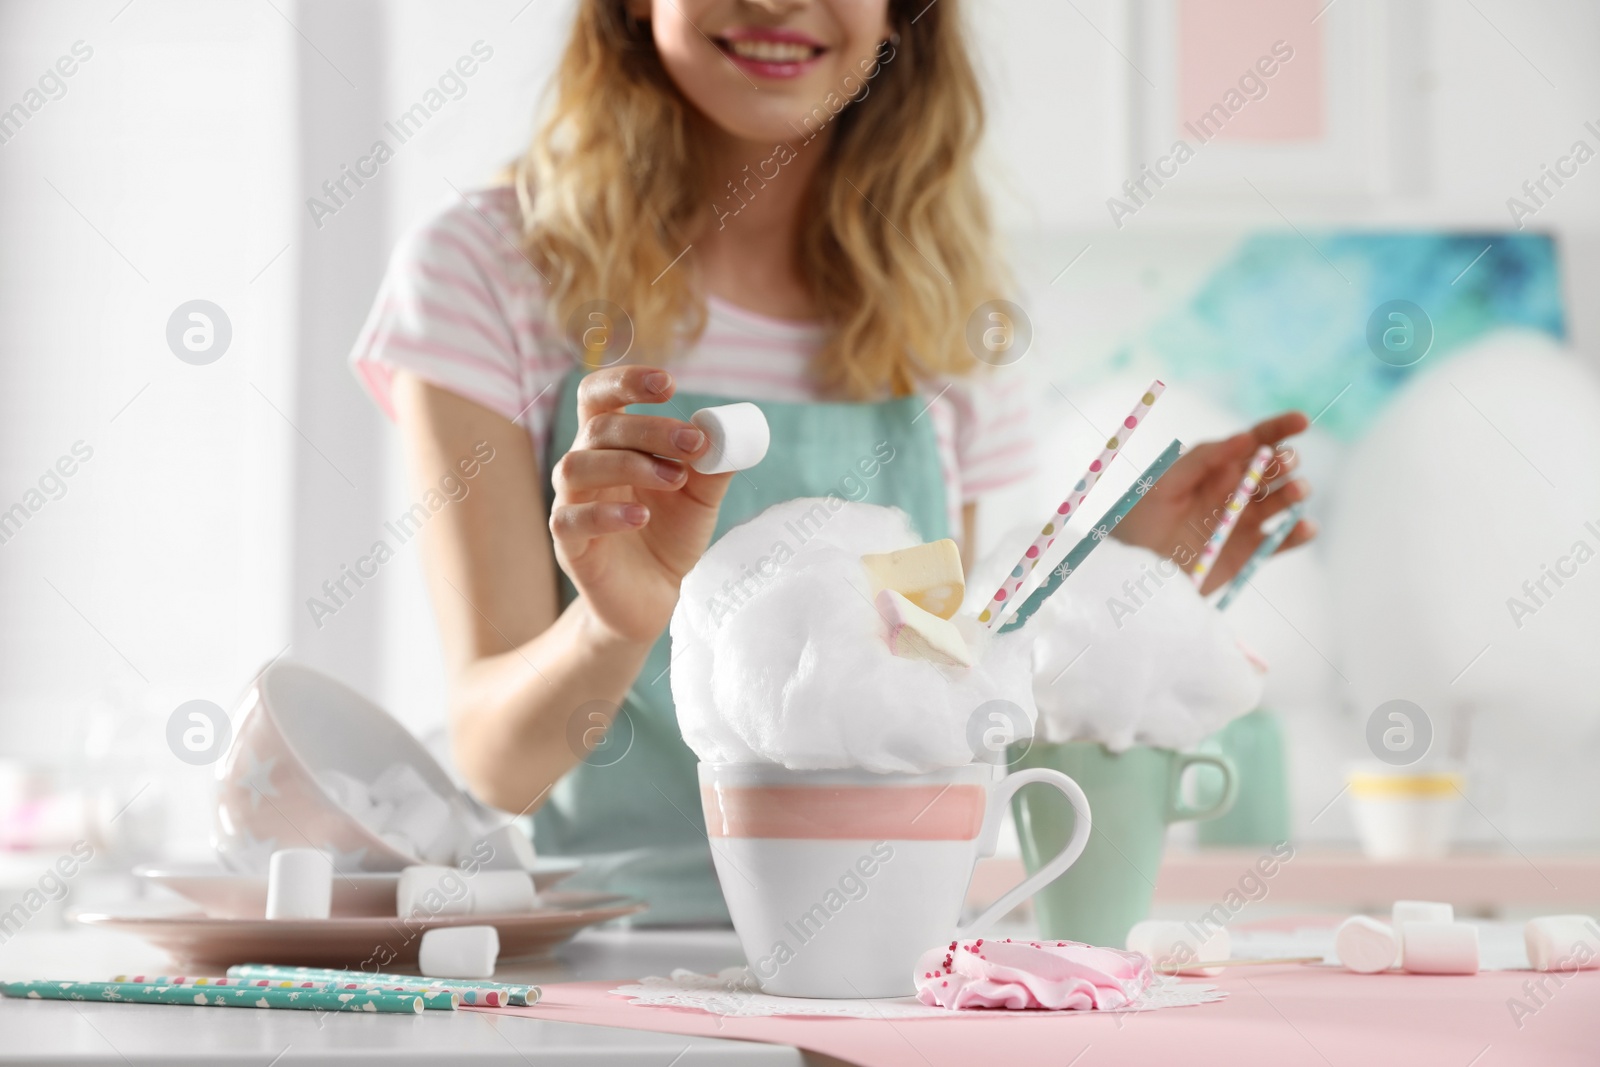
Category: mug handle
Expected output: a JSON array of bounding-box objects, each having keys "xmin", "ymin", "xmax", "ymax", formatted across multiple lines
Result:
[
  {"xmin": 955, "ymin": 768, "xmax": 1091, "ymax": 937},
  {"xmin": 1168, "ymin": 752, "xmax": 1238, "ymax": 823}
]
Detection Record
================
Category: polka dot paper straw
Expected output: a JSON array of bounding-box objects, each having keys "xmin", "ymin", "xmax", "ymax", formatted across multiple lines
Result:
[
  {"xmin": 226, "ymin": 963, "xmax": 538, "ymax": 1007},
  {"xmin": 980, "ymin": 380, "xmax": 1166, "ymax": 629},
  {"xmin": 1190, "ymin": 445, "xmax": 1273, "ymax": 589},
  {"xmin": 999, "ymin": 439, "xmax": 1184, "ymax": 634}
]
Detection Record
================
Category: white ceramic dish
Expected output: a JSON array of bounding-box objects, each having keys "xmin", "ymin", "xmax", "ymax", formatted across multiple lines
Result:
[
  {"xmin": 76, "ymin": 889, "xmax": 642, "ymax": 968},
  {"xmin": 134, "ymin": 858, "xmax": 583, "ymax": 919}
]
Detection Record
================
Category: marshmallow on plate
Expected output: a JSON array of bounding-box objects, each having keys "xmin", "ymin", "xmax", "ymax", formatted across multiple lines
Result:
[{"xmin": 265, "ymin": 849, "xmax": 333, "ymax": 920}]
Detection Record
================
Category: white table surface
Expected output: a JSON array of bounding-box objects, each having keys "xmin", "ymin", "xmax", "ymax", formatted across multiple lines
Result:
[{"xmin": 0, "ymin": 924, "xmax": 817, "ymax": 1066}]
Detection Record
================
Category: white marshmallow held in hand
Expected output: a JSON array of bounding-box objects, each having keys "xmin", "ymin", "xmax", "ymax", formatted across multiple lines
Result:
[
  {"xmin": 419, "ymin": 925, "xmax": 500, "ymax": 980},
  {"xmin": 1335, "ymin": 916, "xmax": 1397, "ymax": 974},
  {"xmin": 265, "ymin": 849, "xmax": 333, "ymax": 920},
  {"xmin": 1400, "ymin": 921, "xmax": 1479, "ymax": 975},
  {"xmin": 689, "ymin": 403, "xmax": 770, "ymax": 475},
  {"xmin": 1524, "ymin": 915, "xmax": 1600, "ymax": 972}
]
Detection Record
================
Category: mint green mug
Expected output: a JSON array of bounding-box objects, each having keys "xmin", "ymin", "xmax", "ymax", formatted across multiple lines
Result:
[
  {"xmin": 1197, "ymin": 709, "xmax": 1291, "ymax": 847},
  {"xmin": 1009, "ymin": 741, "xmax": 1237, "ymax": 948}
]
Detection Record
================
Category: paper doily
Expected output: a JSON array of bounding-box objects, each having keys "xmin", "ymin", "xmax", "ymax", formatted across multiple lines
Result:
[{"xmin": 612, "ymin": 968, "xmax": 1226, "ymax": 1020}]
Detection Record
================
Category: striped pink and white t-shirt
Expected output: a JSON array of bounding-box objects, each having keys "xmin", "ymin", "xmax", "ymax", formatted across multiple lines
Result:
[{"xmin": 350, "ymin": 187, "xmax": 1034, "ymax": 535}]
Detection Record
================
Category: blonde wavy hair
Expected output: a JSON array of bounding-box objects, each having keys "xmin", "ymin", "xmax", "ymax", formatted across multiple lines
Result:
[{"xmin": 516, "ymin": 0, "xmax": 1001, "ymax": 400}]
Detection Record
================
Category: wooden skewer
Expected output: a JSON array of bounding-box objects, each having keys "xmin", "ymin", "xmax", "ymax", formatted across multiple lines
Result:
[{"xmin": 1154, "ymin": 955, "xmax": 1325, "ymax": 972}]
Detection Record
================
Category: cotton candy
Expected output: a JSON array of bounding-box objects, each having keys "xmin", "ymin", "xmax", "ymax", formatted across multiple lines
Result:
[
  {"xmin": 1029, "ymin": 538, "xmax": 1263, "ymax": 751},
  {"xmin": 671, "ymin": 499, "xmax": 1036, "ymax": 773}
]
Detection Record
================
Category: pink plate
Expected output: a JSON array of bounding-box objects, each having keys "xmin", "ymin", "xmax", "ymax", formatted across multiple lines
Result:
[
  {"xmin": 133, "ymin": 859, "xmax": 583, "ymax": 919},
  {"xmin": 75, "ymin": 890, "xmax": 644, "ymax": 968}
]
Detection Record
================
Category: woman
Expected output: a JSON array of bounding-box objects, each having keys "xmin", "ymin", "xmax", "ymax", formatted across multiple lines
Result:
[{"xmin": 350, "ymin": 0, "xmax": 1313, "ymax": 922}]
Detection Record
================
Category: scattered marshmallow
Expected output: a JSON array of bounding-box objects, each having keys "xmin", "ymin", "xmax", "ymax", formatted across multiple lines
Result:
[
  {"xmin": 1026, "ymin": 539, "xmax": 1264, "ymax": 751},
  {"xmin": 689, "ymin": 403, "xmax": 769, "ymax": 475},
  {"xmin": 1392, "ymin": 900, "xmax": 1453, "ymax": 965},
  {"xmin": 265, "ymin": 849, "xmax": 333, "ymax": 920},
  {"xmin": 459, "ymin": 824, "xmax": 538, "ymax": 872},
  {"xmin": 1400, "ymin": 920, "xmax": 1478, "ymax": 975},
  {"xmin": 861, "ymin": 539, "xmax": 964, "ymax": 619},
  {"xmin": 1125, "ymin": 920, "xmax": 1230, "ymax": 977},
  {"xmin": 1524, "ymin": 915, "xmax": 1600, "ymax": 973},
  {"xmin": 671, "ymin": 499, "xmax": 1035, "ymax": 774},
  {"xmin": 876, "ymin": 589, "xmax": 973, "ymax": 667},
  {"xmin": 1335, "ymin": 916, "xmax": 1397, "ymax": 974},
  {"xmin": 419, "ymin": 925, "xmax": 500, "ymax": 980},
  {"xmin": 398, "ymin": 866, "xmax": 475, "ymax": 917}
]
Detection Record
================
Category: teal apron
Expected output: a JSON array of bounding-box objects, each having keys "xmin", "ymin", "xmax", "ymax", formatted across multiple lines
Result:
[{"xmin": 534, "ymin": 371, "xmax": 951, "ymax": 924}]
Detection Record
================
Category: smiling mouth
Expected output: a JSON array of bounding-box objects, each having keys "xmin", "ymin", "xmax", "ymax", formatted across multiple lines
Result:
[{"xmin": 715, "ymin": 37, "xmax": 827, "ymax": 67}]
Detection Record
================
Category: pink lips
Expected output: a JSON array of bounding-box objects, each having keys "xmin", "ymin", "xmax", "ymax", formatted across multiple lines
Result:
[
  {"xmin": 914, "ymin": 938, "xmax": 1155, "ymax": 1011},
  {"xmin": 715, "ymin": 27, "xmax": 828, "ymax": 80}
]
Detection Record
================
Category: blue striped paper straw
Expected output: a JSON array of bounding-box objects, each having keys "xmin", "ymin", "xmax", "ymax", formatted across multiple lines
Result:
[
  {"xmin": 1001, "ymin": 439, "xmax": 1184, "ymax": 634},
  {"xmin": 1215, "ymin": 501, "xmax": 1308, "ymax": 611}
]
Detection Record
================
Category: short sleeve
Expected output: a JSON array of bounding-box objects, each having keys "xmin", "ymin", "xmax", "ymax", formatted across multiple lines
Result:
[
  {"xmin": 348, "ymin": 188, "xmax": 567, "ymax": 450},
  {"xmin": 947, "ymin": 370, "xmax": 1036, "ymax": 502}
]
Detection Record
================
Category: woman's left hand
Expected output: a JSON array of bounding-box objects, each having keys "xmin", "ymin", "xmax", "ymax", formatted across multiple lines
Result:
[{"xmin": 1113, "ymin": 411, "xmax": 1316, "ymax": 594}]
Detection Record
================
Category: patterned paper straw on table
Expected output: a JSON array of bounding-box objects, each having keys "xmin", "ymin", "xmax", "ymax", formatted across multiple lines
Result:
[
  {"xmin": 980, "ymin": 380, "xmax": 1166, "ymax": 628},
  {"xmin": 2, "ymin": 979, "xmax": 424, "ymax": 1014},
  {"xmin": 112, "ymin": 974, "xmax": 458, "ymax": 1010},
  {"xmin": 1000, "ymin": 439, "xmax": 1184, "ymax": 634},
  {"xmin": 227, "ymin": 963, "xmax": 539, "ymax": 1007},
  {"xmin": 1215, "ymin": 501, "xmax": 1309, "ymax": 611},
  {"xmin": 1189, "ymin": 444, "xmax": 1274, "ymax": 590}
]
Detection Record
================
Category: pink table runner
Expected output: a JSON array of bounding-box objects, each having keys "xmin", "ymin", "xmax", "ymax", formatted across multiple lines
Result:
[{"xmin": 470, "ymin": 962, "xmax": 1598, "ymax": 1066}]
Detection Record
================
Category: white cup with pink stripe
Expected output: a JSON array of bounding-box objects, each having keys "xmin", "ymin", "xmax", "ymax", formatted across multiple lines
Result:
[{"xmin": 699, "ymin": 761, "xmax": 1092, "ymax": 998}]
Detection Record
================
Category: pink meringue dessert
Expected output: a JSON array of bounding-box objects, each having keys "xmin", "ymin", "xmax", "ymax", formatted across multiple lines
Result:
[{"xmin": 915, "ymin": 938, "xmax": 1153, "ymax": 1011}]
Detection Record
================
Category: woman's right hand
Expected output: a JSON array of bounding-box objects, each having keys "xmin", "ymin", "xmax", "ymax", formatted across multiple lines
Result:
[{"xmin": 549, "ymin": 365, "xmax": 733, "ymax": 645}]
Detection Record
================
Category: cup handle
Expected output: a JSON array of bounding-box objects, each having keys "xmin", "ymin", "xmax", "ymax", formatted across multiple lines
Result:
[
  {"xmin": 955, "ymin": 768, "xmax": 1091, "ymax": 937},
  {"xmin": 1168, "ymin": 752, "xmax": 1238, "ymax": 823}
]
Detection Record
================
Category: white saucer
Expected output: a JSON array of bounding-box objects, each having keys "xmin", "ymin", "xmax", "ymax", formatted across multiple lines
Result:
[{"xmin": 134, "ymin": 858, "xmax": 583, "ymax": 919}]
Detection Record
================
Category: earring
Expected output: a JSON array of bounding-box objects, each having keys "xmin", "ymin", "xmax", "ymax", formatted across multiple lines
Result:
[{"xmin": 889, "ymin": 30, "xmax": 901, "ymax": 46}]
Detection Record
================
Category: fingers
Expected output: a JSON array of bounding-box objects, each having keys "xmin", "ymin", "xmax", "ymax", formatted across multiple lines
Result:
[
  {"xmin": 1239, "ymin": 477, "xmax": 1310, "ymax": 528},
  {"xmin": 1248, "ymin": 410, "xmax": 1310, "ymax": 447},
  {"xmin": 553, "ymin": 449, "xmax": 686, "ymax": 496},
  {"xmin": 1276, "ymin": 517, "xmax": 1318, "ymax": 552},
  {"xmin": 576, "ymin": 364, "xmax": 676, "ymax": 422},
  {"xmin": 550, "ymin": 500, "xmax": 649, "ymax": 545},
  {"xmin": 576, "ymin": 412, "xmax": 707, "ymax": 461}
]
